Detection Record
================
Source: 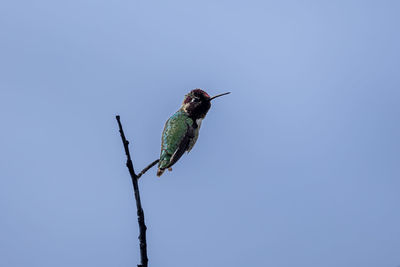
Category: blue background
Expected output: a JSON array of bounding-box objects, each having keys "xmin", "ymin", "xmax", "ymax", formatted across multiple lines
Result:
[{"xmin": 1, "ymin": 0, "xmax": 399, "ymax": 266}]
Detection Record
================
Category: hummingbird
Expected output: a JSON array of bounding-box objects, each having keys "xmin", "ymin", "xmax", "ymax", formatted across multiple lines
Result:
[{"xmin": 157, "ymin": 89, "xmax": 230, "ymax": 177}]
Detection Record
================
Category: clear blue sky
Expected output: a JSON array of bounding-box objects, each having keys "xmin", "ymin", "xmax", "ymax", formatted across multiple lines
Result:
[{"xmin": 1, "ymin": 0, "xmax": 399, "ymax": 266}]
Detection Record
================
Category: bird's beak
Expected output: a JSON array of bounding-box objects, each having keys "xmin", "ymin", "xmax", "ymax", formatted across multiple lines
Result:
[{"xmin": 210, "ymin": 92, "xmax": 231, "ymax": 101}]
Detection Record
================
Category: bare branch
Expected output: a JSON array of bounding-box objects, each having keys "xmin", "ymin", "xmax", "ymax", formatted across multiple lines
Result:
[{"xmin": 116, "ymin": 115, "xmax": 158, "ymax": 267}]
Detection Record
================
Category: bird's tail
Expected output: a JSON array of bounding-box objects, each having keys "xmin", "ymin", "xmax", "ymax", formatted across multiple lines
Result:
[
  {"xmin": 157, "ymin": 168, "xmax": 165, "ymax": 177},
  {"xmin": 157, "ymin": 167, "xmax": 173, "ymax": 177}
]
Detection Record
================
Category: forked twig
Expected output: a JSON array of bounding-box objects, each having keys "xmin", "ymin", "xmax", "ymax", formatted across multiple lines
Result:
[{"xmin": 116, "ymin": 115, "xmax": 158, "ymax": 267}]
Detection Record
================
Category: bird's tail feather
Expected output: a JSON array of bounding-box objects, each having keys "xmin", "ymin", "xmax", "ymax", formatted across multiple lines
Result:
[{"xmin": 157, "ymin": 168, "xmax": 165, "ymax": 177}]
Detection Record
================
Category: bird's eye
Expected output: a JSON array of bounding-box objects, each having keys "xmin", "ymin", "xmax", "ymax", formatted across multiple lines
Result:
[{"xmin": 191, "ymin": 97, "xmax": 200, "ymax": 103}]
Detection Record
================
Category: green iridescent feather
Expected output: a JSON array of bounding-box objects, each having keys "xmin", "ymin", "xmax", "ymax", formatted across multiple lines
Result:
[{"xmin": 158, "ymin": 110, "xmax": 193, "ymax": 169}]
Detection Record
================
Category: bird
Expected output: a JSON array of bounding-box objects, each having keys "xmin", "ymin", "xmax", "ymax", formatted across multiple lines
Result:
[{"xmin": 157, "ymin": 89, "xmax": 230, "ymax": 177}]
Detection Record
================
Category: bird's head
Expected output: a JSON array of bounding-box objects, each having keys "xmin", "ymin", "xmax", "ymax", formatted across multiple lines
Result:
[{"xmin": 181, "ymin": 89, "xmax": 230, "ymax": 118}]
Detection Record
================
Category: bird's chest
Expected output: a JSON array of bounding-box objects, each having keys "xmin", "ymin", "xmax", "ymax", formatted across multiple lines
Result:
[
  {"xmin": 192, "ymin": 118, "xmax": 203, "ymax": 135},
  {"xmin": 194, "ymin": 118, "xmax": 203, "ymax": 129},
  {"xmin": 187, "ymin": 118, "xmax": 203, "ymax": 152}
]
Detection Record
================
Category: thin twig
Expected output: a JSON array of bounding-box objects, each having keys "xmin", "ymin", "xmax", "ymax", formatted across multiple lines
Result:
[
  {"xmin": 116, "ymin": 115, "xmax": 158, "ymax": 267},
  {"xmin": 137, "ymin": 159, "xmax": 159, "ymax": 179}
]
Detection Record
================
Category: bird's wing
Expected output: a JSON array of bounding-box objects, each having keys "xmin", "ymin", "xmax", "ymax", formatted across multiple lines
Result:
[
  {"xmin": 168, "ymin": 126, "xmax": 194, "ymax": 168},
  {"xmin": 158, "ymin": 111, "xmax": 193, "ymax": 170}
]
